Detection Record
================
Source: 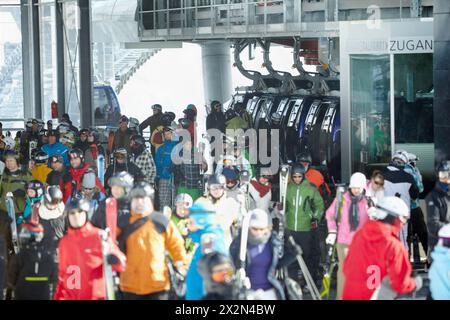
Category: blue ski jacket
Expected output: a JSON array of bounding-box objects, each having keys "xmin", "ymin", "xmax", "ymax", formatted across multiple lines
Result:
[
  {"xmin": 429, "ymin": 245, "xmax": 450, "ymax": 300},
  {"xmin": 185, "ymin": 213, "xmax": 227, "ymax": 300},
  {"xmin": 42, "ymin": 143, "xmax": 70, "ymax": 167},
  {"xmin": 155, "ymin": 140, "xmax": 179, "ymax": 180}
]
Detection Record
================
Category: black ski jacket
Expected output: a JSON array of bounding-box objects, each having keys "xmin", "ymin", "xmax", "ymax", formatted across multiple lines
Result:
[{"xmin": 426, "ymin": 183, "xmax": 450, "ymax": 250}]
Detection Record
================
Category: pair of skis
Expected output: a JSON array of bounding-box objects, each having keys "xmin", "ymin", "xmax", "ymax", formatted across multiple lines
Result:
[
  {"xmin": 100, "ymin": 197, "xmax": 118, "ymax": 300},
  {"xmin": 277, "ymin": 164, "xmax": 290, "ymax": 258},
  {"xmin": 5, "ymin": 192, "xmax": 19, "ymax": 254}
]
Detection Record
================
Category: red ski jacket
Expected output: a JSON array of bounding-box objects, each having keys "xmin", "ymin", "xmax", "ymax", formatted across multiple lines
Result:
[
  {"xmin": 54, "ymin": 222, "xmax": 126, "ymax": 300},
  {"xmin": 342, "ymin": 220, "xmax": 417, "ymax": 300},
  {"xmin": 63, "ymin": 163, "xmax": 105, "ymax": 203}
]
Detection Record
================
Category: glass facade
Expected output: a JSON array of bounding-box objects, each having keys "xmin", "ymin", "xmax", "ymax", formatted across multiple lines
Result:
[
  {"xmin": 0, "ymin": 2, "xmax": 23, "ymax": 132},
  {"xmin": 350, "ymin": 54, "xmax": 391, "ymax": 174}
]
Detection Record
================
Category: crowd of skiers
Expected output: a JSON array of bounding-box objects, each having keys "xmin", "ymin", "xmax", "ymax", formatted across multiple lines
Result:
[{"xmin": 0, "ymin": 100, "xmax": 448, "ymax": 301}]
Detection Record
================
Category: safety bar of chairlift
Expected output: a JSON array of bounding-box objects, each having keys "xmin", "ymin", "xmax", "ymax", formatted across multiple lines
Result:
[{"xmin": 233, "ymin": 39, "xmax": 263, "ymax": 81}]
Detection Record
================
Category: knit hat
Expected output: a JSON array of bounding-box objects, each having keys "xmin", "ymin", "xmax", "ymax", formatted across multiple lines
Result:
[
  {"xmin": 249, "ymin": 209, "xmax": 272, "ymax": 228},
  {"xmin": 82, "ymin": 170, "xmax": 97, "ymax": 189}
]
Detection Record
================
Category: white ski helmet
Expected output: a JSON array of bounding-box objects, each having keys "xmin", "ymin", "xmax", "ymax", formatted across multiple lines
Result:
[
  {"xmin": 3, "ymin": 136, "xmax": 15, "ymax": 150},
  {"xmin": 349, "ymin": 172, "xmax": 367, "ymax": 189},
  {"xmin": 392, "ymin": 150, "xmax": 409, "ymax": 165},
  {"xmin": 369, "ymin": 196, "xmax": 409, "ymax": 220}
]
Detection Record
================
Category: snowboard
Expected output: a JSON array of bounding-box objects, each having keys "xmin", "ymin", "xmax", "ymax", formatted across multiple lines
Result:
[{"xmin": 5, "ymin": 192, "xmax": 19, "ymax": 254}]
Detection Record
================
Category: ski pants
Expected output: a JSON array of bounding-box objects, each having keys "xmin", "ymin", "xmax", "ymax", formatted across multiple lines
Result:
[
  {"xmin": 336, "ymin": 243, "xmax": 349, "ymax": 300},
  {"xmin": 122, "ymin": 290, "xmax": 169, "ymax": 300},
  {"xmin": 408, "ymin": 207, "xmax": 428, "ymax": 255},
  {"xmin": 286, "ymin": 229, "xmax": 320, "ymax": 284},
  {"xmin": 158, "ymin": 178, "xmax": 173, "ymax": 210}
]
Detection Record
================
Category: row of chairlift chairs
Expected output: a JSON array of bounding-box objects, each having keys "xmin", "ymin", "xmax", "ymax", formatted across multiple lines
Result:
[{"xmin": 225, "ymin": 38, "xmax": 342, "ymax": 184}]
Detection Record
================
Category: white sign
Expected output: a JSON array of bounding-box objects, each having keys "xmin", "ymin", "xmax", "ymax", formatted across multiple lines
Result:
[{"xmin": 388, "ymin": 37, "xmax": 433, "ymax": 53}]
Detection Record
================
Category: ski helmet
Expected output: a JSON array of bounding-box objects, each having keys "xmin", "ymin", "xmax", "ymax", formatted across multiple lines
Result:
[
  {"xmin": 69, "ymin": 148, "xmax": 85, "ymax": 165},
  {"xmin": 370, "ymin": 196, "xmax": 409, "ymax": 220},
  {"xmin": 60, "ymin": 132, "xmax": 76, "ymax": 146},
  {"xmin": 291, "ymin": 164, "xmax": 306, "ymax": 176},
  {"xmin": 49, "ymin": 154, "xmax": 64, "ymax": 165},
  {"xmin": 225, "ymin": 108, "xmax": 236, "ymax": 121},
  {"xmin": 119, "ymin": 115, "xmax": 129, "ymax": 124},
  {"xmin": 392, "ymin": 150, "xmax": 409, "ymax": 166},
  {"xmin": 130, "ymin": 134, "xmax": 146, "ymax": 149},
  {"xmin": 26, "ymin": 180, "xmax": 44, "ymax": 199},
  {"xmin": 207, "ymin": 174, "xmax": 226, "ymax": 189},
  {"xmin": 198, "ymin": 251, "xmax": 235, "ymax": 286},
  {"xmin": 44, "ymin": 185, "xmax": 63, "ymax": 204},
  {"xmin": 19, "ymin": 222, "xmax": 44, "ymax": 244},
  {"xmin": 437, "ymin": 160, "xmax": 450, "ymax": 173},
  {"xmin": 256, "ymin": 166, "xmax": 273, "ymax": 179},
  {"xmin": 108, "ymin": 171, "xmax": 134, "ymax": 196},
  {"xmin": 296, "ymin": 152, "xmax": 312, "ymax": 164},
  {"xmin": 34, "ymin": 150, "xmax": 49, "ymax": 164},
  {"xmin": 407, "ymin": 152, "xmax": 419, "ymax": 165},
  {"xmin": 66, "ymin": 197, "xmax": 91, "ymax": 213},
  {"xmin": 188, "ymin": 203, "xmax": 216, "ymax": 230},
  {"xmin": 129, "ymin": 117, "xmax": 140, "ymax": 130},
  {"xmin": 349, "ymin": 172, "xmax": 367, "ymax": 189},
  {"xmin": 79, "ymin": 128, "xmax": 89, "ymax": 137},
  {"xmin": 175, "ymin": 193, "xmax": 193, "ymax": 208},
  {"xmin": 151, "ymin": 104, "xmax": 162, "ymax": 111},
  {"xmin": 222, "ymin": 167, "xmax": 239, "ymax": 182},
  {"xmin": 114, "ymin": 148, "xmax": 128, "ymax": 159},
  {"xmin": 129, "ymin": 182, "xmax": 155, "ymax": 201},
  {"xmin": 161, "ymin": 112, "xmax": 176, "ymax": 126},
  {"xmin": 438, "ymin": 224, "xmax": 450, "ymax": 248}
]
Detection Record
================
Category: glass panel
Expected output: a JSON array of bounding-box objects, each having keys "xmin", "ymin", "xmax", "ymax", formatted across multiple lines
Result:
[
  {"xmin": 351, "ymin": 54, "xmax": 391, "ymax": 174},
  {"xmin": 394, "ymin": 53, "xmax": 433, "ymax": 144},
  {"xmin": 0, "ymin": 4, "xmax": 24, "ymax": 133},
  {"xmin": 40, "ymin": 2, "xmax": 57, "ymax": 121}
]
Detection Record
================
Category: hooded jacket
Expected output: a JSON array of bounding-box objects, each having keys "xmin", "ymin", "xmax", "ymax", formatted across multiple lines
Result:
[
  {"xmin": 118, "ymin": 210, "xmax": 188, "ymax": 295},
  {"xmin": 429, "ymin": 245, "xmax": 450, "ymax": 300},
  {"xmin": 62, "ymin": 163, "xmax": 105, "ymax": 203},
  {"xmin": 342, "ymin": 220, "xmax": 417, "ymax": 300},
  {"xmin": 325, "ymin": 191, "xmax": 370, "ymax": 245},
  {"xmin": 155, "ymin": 140, "xmax": 179, "ymax": 180},
  {"xmin": 54, "ymin": 221, "xmax": 126, "ymax": 300},
  {"xmin": 206, "ymin": 110, "xmax": 226, "ymax": 134},
  {"xmin": 285, "ymin": 180, "xmax": 324, "ymax": 232},
  {"xmin": 31, "ymin": 163, "xmax": 53, "ymax": 184},
  {"xmin": 0, "ymin": 167, "xmax": 34, "ymax": 215}
]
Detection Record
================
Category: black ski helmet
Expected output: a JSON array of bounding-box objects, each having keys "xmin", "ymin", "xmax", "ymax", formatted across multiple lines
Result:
[
  {"xmin": 207, "ymin": 174, "xmax": 226, "ymax": 189},
  {"xmin": 437, "ymin": 160, "xmax": 450, "ymax": 173},
  {"xmin": 26, "ymin": 180, "xmax": 44, "ymax": 198},
  {"xmin": 34, "ymin": 150, "xmax": 49, "ymax": 164},
  {"xmin": 291, "ymin": 164, "xmax": 306, "ymax": 176},
  {"xmin": 108, "ymin": 171, "xmax": 134, "ymax": 197},
  {"xmin": 161, "ymin": 112, "xmax": 176, "ymax": 126},
  {"xmin": 44, "ymin": 185, "xmax": 63, "ymax": 204},
  {"xmin": 129, "ymin": 182, "xmax": 155, "ymax": 201},
  {"xmin": 198, "ymin": 252, "xmax": 235, "ymax": 297},
  {"xmin": 296, "ymin": 152, "xmax": 312, "ymax": 164},
  {"xmin": 69, "ymin": 148, "xmax": 85, "ymax": 165},
  {"xmin": 65, "ymin": 197, "xmax": 91, "ymax": 214}
]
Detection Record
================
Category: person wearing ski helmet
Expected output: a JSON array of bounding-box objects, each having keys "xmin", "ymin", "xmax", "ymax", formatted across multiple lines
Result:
[
  {"xmin": 118, "ymin": 182, "xmax": 187, "ymax": 300},
  {"xmin": 248, "ymin": 167, "xmax": 273, "ymax": 212},
  {"xmin": 62, "ymin": 148, "xmax": 104, "ymax": 203},
  {"xmin": 225, "ymin": 104, "xmax": 249, "ymax": 131},
  {"xmin": 84, "ymin": 129, "xmax": 105, "ymax": 173},
  {"xmin": 296, "ymin": 151, "xmax": 332, "ymax": 202},
  {"xmin": 403, "ymin": 152, "xmax": 428, "ymax": 263},
  {"xmin": 73, "ymin": 128, "xmax": 91, "ymax": 153},
  {"xmin": 284, "ymin": 163, "xmax": 324, "ymax": 287},
  {"xmin": 383, "ymin": 150, "xmax": 420, "ymax": 249},
  {"xmin": 129, "ymin": 134, "xmax": 156, "ymax": 186},
  {"xmin": 426, "ymin": 160, "xmax": 450, "ymax": 258},
  {"xmin": 185, "ymin": 201, "xmax": 227, "ymax": 300},
  {"xmin": 7, "ymin": 221, "xmax": 58, "ymax": 300},
  {"xmin": 196, "ymin": 174, "xmax": 240, "ymax": 249},
  {"xmin": 31, "ymin": 150, "xmax": 52, "ymax": 183},
  {"xmin": 172, "ymin": 138, "xmax": 206, "ymax": 201},
  {"xmin": 112, "ymin": 115, "xmax": 134, "ymax": 154},
  {"xmin": 325, "ymin": 172, "xmax": 370, "ymax": 299},
  {"xmin": 342, "ymin": 196, "xmax": 421, "ymax": 300},
  {"xmin": 169, "ymin": 193, "xmax": 195, "ymax": 254},
  {"xmin": 38, "ymin": 185, "xmax": 66, "ymax": 249},
  {"xmin": 41, "ymin": 129, "xmax": 70, "ymax": 167},
  {"xmin": 128, "ymin": 117, "xmax": 140, "ymax": 135},
  {"xmin": 222, "ymin": 167, "xmax": 242, "ymax": 203},
  {"xmin": 104, "ymin": 148, "xmax": 143, "ymax": 193},
  {"xmin": 17, "ymin": 180, "xmax": 44, "ymax": 225},
  {"xmin": 91, "ymin": 171, "xmax": 134, "ymax": 231},
  {"xmin": 229, "ymin": 209, "xmax": 295, "ymax": 300},
  {"xmin": 54, "ymin": 198, "xmax": 126, "ymax": 300},
  {"xmin": 46, "ymin": 154, "xmax": 66, "ymax": 188},
  {"xmin": 68, "ymin": 168, "xmax": 106, "ymax": 217},
  {"xmin": 428, "ymin": 223, "xmax": 450, "ymax": 300},
  {"xmin": 19, "ymin": 119, "xmax": 40, "ymax": 164},
  {"xmin": 139, "ymin": 104, "xmax": 164, "ymax": 157},
  {"xmin": 233, "ymin": 102, "xmax": 252, "ymax": 129},
  {"xmin": 198, "ymin": 251, "xmax": 235, "ymax": 300}
]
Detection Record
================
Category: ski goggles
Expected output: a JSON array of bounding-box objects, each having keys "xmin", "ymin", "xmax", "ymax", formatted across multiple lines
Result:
[
  {"xmin": 211, "ymin": 269, "xmax": 234, "ymax": 283},
  {"xmin": 209, "ymin": 185, "xmax": 224, "ymax": 191}
]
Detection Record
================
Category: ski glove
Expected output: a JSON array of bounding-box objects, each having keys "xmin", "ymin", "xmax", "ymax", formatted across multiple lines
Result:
[{"xmin": 325, "ymin": 232, "xmax": 337, "ymax": 245}]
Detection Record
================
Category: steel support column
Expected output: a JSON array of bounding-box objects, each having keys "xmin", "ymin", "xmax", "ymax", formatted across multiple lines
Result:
[
  {"xmin": 78, "ymin": 0, "xmax": 93, "ymax": 128},
  {"xmin": 55, "ymin": 0, "xmax": 66, "ymax": 116},
  {"xmin": 20, "ymin": 0, "xmax": 33, "ymax": 120}
]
